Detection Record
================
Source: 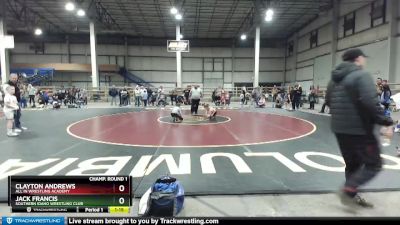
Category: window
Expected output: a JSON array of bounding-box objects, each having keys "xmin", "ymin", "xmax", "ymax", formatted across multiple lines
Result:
[
  {"xmin": 343, "ymin": 12, "xmax": 355, "ymax": 37},
  {"xmin": 371, "ymin": 0, "xmax": 386, "ymax": 27},
  {"xmin": 29, "ymin": 42, "xmax": 45, "ymax": 54},
  {"xmin": 287, "ymin": 41, "xmax": 294, "ymax": 56},
  {"xmin": 310, "ymin": 30, "xmax": 318, "ymax": 48}
]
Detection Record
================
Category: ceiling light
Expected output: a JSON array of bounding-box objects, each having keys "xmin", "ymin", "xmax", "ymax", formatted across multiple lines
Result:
[
  {"xmin": 175, "ymin": 14, "xmax": 182, "ymax": 20},
  {"xmin": 170, "ymin": 7, "xmax": 178, "ymax": 15},
  {"xmin": 240, "ymin": 34, "xmax": 247, "ymax": 40},
  {"xmin": 77, "ymin": 9, "xmax": 85, "ymax": 17},
  {"xmin": 265, "ymin": 8, "xmax": 274, "ymax": 22},
  {"xmin": 266, "ymin": 8, "xmax": 274, "ymax": 17},
  {"xmin": 34, "ymin": 28, "xmax": 43, "ymax": 36},
  {"xmin": 65, "ymin": 2, "xmax": 75, "ymax": 11}
]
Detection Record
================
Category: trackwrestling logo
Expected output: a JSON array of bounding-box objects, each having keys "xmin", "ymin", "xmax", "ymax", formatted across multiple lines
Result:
[{"xmin": 2, "ymin": 217, "xmax": 64, "ymax": 225}]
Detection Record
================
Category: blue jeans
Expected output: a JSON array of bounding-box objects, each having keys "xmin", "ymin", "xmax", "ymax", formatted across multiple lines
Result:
[
  {"xmin": 335, "ymin": 133, "xmax": 381, "ymax": 192},
  {"xmin": 110, "ymin": 96, "xmax": 118, "ymax": 106},
  {"xmin": 14, "ymin": 108, "xmax": 21, "ymax": 129},
  {"xmin": 20, "ymin": 97, "xmax": 27, "ymax": 108},
  {"xmin": 135, "ymin": 96, "xmax": 141, "ymax": 107}
]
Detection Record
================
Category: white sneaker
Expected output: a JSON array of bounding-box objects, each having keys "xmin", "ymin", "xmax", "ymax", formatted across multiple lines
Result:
[
  {"xmin": 14, "ymin": 128, "xmax": 22, "ymax": 133},
  {"xmin": 394, "ymin": 127, "xmax": 400, "ymax": 133},
  {"xmin": 7, "ymin": 132, "xmax": 19, "ymax": 137},
  {"xmin": 19, "ymin": 127, "xmax": 28, "ymax": 130},
  {"xmin": 381, "ymin": 137, "xmax": 391, "ymax": 147}
]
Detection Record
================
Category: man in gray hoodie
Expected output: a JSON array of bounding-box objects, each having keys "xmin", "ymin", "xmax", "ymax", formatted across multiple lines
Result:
[{"xmin": 326, "ymin": 49, "xmax": 393, "ymax": 208}]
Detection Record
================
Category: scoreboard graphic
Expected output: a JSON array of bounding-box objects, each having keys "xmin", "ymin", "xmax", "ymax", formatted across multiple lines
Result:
[{"xmin": 8, "ymin": 176, "xmax": 132, "ymax": 213}]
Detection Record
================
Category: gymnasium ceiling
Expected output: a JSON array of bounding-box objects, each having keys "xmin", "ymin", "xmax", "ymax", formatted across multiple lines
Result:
[{"xmin": 4, "ymin": 0, "xmax": 334, "ymax": 40}]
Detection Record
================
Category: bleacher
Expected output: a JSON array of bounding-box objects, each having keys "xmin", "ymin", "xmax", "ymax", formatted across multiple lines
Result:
[{"xmin": 11, "ymin": 68, "xmax": 54, "ymax": 85}]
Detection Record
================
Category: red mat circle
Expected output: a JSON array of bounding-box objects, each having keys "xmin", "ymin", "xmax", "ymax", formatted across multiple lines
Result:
[{"xmin": 67, "ymin": 110, "xmax": 316, "ymax": 147}]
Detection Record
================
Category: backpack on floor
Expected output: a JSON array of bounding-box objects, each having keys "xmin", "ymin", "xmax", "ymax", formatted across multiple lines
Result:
[{"xmin": 140, "ymin": 175, "xmax": 184, "ymax": 217}]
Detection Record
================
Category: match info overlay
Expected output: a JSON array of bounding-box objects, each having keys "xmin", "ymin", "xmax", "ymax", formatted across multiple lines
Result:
[{"xmin": 8, "ymin": 176, "xmax": 132, "ymax": 213}]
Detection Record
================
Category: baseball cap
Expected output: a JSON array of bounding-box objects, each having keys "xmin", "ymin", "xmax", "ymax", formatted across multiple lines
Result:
[{"xmin": 342, "ymin": 48, "xmax": 368, "ymax": 61}]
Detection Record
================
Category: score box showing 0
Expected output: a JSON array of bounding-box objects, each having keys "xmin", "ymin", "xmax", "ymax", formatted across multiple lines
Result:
[{"xmin": 8, "ymin": 176, "xmax": 132, "ymax": 213}]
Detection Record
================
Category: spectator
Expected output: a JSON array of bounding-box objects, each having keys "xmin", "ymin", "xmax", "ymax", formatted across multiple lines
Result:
[
  {"xmin": 286, "ymin": 86, "xmax": 293, "ymax": 111},
  {"xmin": 157, "ymin": 89, "xmax": 167, "ymax": 107},
  {"xmin": 170, "ymin": 88, "xmax": 178, "ymax": 106},
  {"xmin": 147, "ymin": 87, "xmax": 153, "ymax": 105},
  {"xmin": 120, "ymin": 88, "xmax": 129, "ymax": 106},
  {"xmin": 376, "ymin": 77, "xmax": 383, "ymax": 97},
  {"xmin": 177, "ymin": 93, "xmax": 185, "ymax": 104},
  {"xmin": 126, "ymin": 87, "xmax": 131, "ymax": 105},
  {"xmin": 75, "ymin": 88, "xmax": 81, "ymax": 105},
  {"xmin": 0, "ymin": 85, "xmax": 4, "ymax": 108},
  {"xmin": 20, "ymin": 85, "xmax": 28, "ymax": 109},
  {"xmin": 308, "ymin": 88, "xmax": 317, "ymax": 110},
  {"xmin": 225, "ymin": 90, "xmax": 231, "ymax": 108},
  {"xmin": 220, "ymin": 88, "xmax": 226, "ymax": 106},
  {"xmin": 58, "ymin": 85, "xmax": 66, "ymax": 105},
  {"xmin": 48, "ymin": 94, "xmax": 54, "ymax": 105},
  {"xmin": 319, "ymin": 89, "xmax": 329, "ymax": 113},
  {"xmin": 52, "ymin": 95, "xmax": 61, "ymax": 109},
  {"xmin": 252, "ymin": 87, "xmax": 261, "ymax": 107},
  {"xmin": 81, "ymin": 89, "xmax": 88, "ymax": 105},
  {"xmin": 271, "ymin": 85, "xmax": 278, "ymax": 107},
  {"xmin": 27, "ymin": 84, "xmax": 36, "ymax": 108},
  {"xmin": 290, "ymin": 86, "xmax": 296, "ymax": 110},
  {"xmin": 158, "ymin": 86, "xmax": 164, "ymax": 95},
  {"xmin": 8, "ymin": 73, "xmax": 27, "ymax": 131},
  {"xmin": 43, "ymin": 91, "xmax": 49, "ymax": 106},
  {"xmin": 141, "ymin": 88, "xmax": 148, "ymax": 107},
  {"xmin": 134, "ymin": 86, "xmax": 141, "ymax": 107},
  {"xmin": 68, "ymin": 88, "xmax": 75, "ymax": 105},
  {"xmin": 3, "ymin": 84, "xmax": 20, "ymax": 137},
  {"xmin": 326, "ymin": 48, "xmax": 393, "ymax": 207},
  {"xmin": 118, "ymin": 88, "xmax": 123, "ymax": 106},
  {"xmin": 295, "ymin": 85, "xmax": 303, "ymax": 109},
  {"xmin": 380, "ymin": 80, "xmax": 391, "ymax": 113},
  {"xmin": 275, "ymin": 93, "xmax": 284, "ymax": 109},
  {"xmin": 257, "ymin": 95, "xmax": 266, "ymax": 108},
  {"xmin": 214, "ymin": 86, "xmax": 221, "ymax": 106},
  {"xmin": 183, "ymin": 86, "xmax": 191, "ymax": 105},
  {"xmin": 37, "ymin": 91, "xmax": 46, "ymax": 108},
  {"xmin": 150, "ymin": 90, "xmax": 157, "ymax": 106},
  {"xmin": 244, "ymin": 92, "xmax": 251, "ymax": 105},
  {"xmin": 240, "ymin": 92, "xmax": 245, "ymax": 107},
  {"xmin": 109, "ymin": 85, "xmax": 119, "ymax": 106},
  {"xmin": 212, "ymin": 88, "xmax": 216, "ymax": 104},
  {"xmin": 71, "ymin": 86, "xmax": 77, "ymax": 104},
  {"xmin": 63, "ymin": 88, "xmax": 68, "ymax": 105}
]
